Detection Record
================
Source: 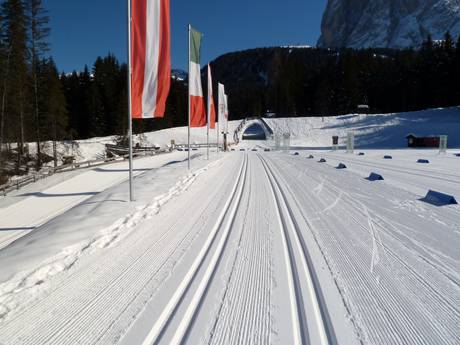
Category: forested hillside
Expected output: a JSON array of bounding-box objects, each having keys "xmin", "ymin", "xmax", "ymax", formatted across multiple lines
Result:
[{"xmin": 210, "ymin": 34, "xmax": 460, "ymax": 119}]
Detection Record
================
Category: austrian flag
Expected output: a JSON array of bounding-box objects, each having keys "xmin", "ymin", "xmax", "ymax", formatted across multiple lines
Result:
[
  {"xmin": 131, "ymin": 0, "xmax": 171, "ymax": 119},
  {"xmin": 189, "ymin": 27, "xmax": 206, "ymax": 127}
]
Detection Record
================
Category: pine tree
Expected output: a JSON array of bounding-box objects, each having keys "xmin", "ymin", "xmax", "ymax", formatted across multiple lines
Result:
[
  {"xmin": 40, "ymin": 58, "xmax": 67, "ymax": 167},
  {"xmin": 28, "ymin": 0, "xmax": 50, "ymax": 169},
  {"xmin": 1, "ymin": 0, "xmax": 29, "ymax": 172}
]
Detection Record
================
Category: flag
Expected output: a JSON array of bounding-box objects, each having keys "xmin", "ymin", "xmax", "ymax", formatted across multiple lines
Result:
[
  {"xmin": 224, "ymin": 94, "xmax": 229, "ymax": 134},
  {"xmin": 189, "ymin": 27, "xmax": 206, "ymax": 127},
  {"xmin": 218, "ymin": 83, "xmax": 226, "ymax": 131},
  {"xmin": 130, "ymin": 0, "xmax": 171, "ymax": 119},
  {"xmin": 207, "ymin": 64, "xmax": 216, "ymax": 129}
]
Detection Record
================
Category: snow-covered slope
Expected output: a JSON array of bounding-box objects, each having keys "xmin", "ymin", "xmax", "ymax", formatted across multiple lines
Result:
[
  {"xmin": 318, "ymin": 0, "xmax": 460, "ymax": 49},
  {"xmin": 265, "ymin": 107, "xmax": 460, "ymax": 148},
  {"xmin": 26, "ymin": 107, "xmax": 460, "ymax": 168}
]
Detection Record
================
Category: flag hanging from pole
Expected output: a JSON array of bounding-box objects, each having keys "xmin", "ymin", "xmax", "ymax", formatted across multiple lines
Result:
[
  {"xmin": 207, "ymin": 64, "xmax": 216, "ymax": 129},
  {"xmin": 224, "ymin": 93, "xmax": 229, "ymax": 134},
  {"xmin": 189, "ymin": 27, "xmax": 206, "ymax": 127},
  {"xmin": 218, "ymin": 83, "xmax": 225, "ymax": 129},
  {"xmin": 131, "ymin": 0, "xmax": 171, "ymax": 119}
]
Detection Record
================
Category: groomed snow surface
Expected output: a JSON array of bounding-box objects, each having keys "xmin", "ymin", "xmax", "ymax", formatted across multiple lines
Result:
[{"xmin": 0, "ymin": 107, "xmax": 459, "ymax": 345}]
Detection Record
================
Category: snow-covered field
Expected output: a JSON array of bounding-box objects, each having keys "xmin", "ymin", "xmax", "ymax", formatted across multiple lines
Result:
[{"xmin": 0, "ymin": 108, "xmax": 459, "ymax": 345}]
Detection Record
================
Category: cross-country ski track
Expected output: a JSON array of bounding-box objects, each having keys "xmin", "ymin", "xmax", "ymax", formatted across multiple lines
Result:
[{"xmin": 0, "ymin": 150, "xmax": 459, "ymax": 345}]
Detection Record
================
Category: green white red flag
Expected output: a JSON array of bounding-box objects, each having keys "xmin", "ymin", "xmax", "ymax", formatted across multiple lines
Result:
[
  {"xmin": 189, "ymin": 27, "xmax": 206, "ymax": 127},
  {"xmin": 207, "ymin": 64, "xmax": 216, "ymax": 129},
  {"xmin": 130, "ymin": 0, "xmax": 171, "ymax": 119}
]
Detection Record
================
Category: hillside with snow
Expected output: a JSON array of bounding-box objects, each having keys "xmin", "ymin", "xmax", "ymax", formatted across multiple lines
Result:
[
  {"xmin": 28, "ymin": 107, "xmax": 460, "ymax": 167},
  {"xmin": 265, "ymin": 107, "xmax": 460, "ymax": 148}
]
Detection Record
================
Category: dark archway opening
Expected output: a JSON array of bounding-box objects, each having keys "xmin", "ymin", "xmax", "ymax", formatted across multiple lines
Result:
[{"xmin": 242, "ymin": 123, "xmax": 267, "ymax": 140}]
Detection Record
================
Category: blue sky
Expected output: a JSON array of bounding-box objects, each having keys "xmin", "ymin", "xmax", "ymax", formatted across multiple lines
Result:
[{"xmin": 44, "ymin": 0, "xmax": 327, "ymax": 72}]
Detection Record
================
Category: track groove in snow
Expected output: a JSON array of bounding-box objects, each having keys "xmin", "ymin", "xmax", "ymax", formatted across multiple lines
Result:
[
  {"xmin": 259, "ymin": 154, "xmax": 334, "ymax": 345},
  {"xmin": 205, "ymin": 156, "xmax": 272, "ymax": 345},
  {"xmin": 266, "ymin": 153, "xmax": 460, "ymax": 344},
  {"xmin": 140, "ymin": 155, "xmax": 248, "ymax": 345}
]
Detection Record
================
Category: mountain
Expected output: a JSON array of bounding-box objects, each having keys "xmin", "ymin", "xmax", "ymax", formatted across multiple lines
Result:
[
  {"xmin": 171, "ymin": 69, "xmax": 187, "ymax": 81},
  {"xmin": 318, "ymin": 0, "xmax": 460, "ymax": 49}
]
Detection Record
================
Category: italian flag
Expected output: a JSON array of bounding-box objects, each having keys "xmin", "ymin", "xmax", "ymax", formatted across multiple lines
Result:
[
  {"xmin": 131, "ymin": 0, "xmax": 171, "ymax": 119},
  {"xmin": 207, "ymin": 64, "xmax": 216, "ymax": 129},
  {"xmin": 189, "ymin": 27, "xmax": 206, "ymax": 127}
]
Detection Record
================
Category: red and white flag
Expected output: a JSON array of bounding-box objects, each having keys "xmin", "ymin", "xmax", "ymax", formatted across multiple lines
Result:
[
  {"xmin": 189, "ymin": 27, "xmax": 206, "ymax": 127},
  {"xmin": 131, "ymin": 0, "xmax": 171, "ymax": 119},
  {"xmin": 207, "ymin": 64, "xmax": 216, "ymax": 129}
]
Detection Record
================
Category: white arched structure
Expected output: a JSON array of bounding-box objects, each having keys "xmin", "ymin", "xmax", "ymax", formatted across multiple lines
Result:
[{"xmin": 234, "ymin": 118, "xmax": 273, "ymax": 143}]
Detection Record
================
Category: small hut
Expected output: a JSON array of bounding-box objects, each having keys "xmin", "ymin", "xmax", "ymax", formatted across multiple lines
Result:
[{"xmin": 406, "ymin": 134, "xmax": 440, "ymax": 148}]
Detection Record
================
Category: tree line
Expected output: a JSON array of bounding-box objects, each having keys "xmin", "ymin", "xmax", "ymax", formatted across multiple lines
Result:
[
  {"xmin": 0, "ymin": 0, "xmax": 66, "ymax": 172},
  {"xmin": 64, "ymin": 32, "xmax": 460, "ymax": 143}
]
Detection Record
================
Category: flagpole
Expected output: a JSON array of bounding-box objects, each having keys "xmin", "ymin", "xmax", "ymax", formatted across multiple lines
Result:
[
  {"xmin": 127, "ymin": 0, "xmax": 134, "ymax": 202},
  {"xmin": 187, "ymin": 24, "xmax": 191, "ymax": 171},
  {"xmin": 206, "ymin": 65, "xmax": 210, "ymax": 160}
]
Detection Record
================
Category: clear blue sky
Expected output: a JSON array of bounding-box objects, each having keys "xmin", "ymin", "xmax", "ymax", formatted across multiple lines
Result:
[{"xmin": 44, "ymin": 0, "xmax": 327, "ymax": 73}]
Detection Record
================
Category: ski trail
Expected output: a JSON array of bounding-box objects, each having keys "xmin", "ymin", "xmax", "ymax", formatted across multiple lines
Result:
[
  {"xmin": 140, "ymin": 155, "xmax": 248, "ymax": 345},
  {"xmin": 322, "ymin": 192, "xmax": 343, "ymax": 213},
  {"xmin": 363, "ymin": 206, "xmax": 380, "ymax": 275}
]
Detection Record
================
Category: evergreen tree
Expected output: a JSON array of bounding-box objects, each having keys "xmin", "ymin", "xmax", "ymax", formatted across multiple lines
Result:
[
  {"xmin": 40, "ymin": 58, "xmax": 67, "ymax": 167},
  {"xmin": 28, "ymin": 0, "xmax": 50, "ymax": 169},
  {"xmin": 1, "ymin": 0, "xmax": 29, "ymax": 172}
]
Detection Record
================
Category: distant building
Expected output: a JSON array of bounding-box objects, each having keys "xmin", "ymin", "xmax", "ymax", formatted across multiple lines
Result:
[
  {"xmin": 357, "ymin": 105, "xmax": 370, "ymax": 114},
  {"xmin": 406, "ymin": 134, "xmax": 440, "ymax": 148},
  {"xmin": 264, "ymin": 111, "xmax": 276, "ymax": 118}
]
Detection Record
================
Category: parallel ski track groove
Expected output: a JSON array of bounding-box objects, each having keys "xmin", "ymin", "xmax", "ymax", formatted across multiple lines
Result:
[
  {"xmin": 206, "ymin": 157, "xmax": 271, "ymax": 345},
  {"xmin": 259, "ymin": 154, "xmax": 335, "ymax": 345},
  {"xmin": 141, "ymin": 154, "xmax": 248, "ymax": 345},
  {"xmin": 272, "ymin": 154, "xmax": 460, "ymax": 344}
]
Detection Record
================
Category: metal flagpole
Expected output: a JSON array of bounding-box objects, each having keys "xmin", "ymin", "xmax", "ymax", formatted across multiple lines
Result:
[
  {"xmin": 217, "ymin": 109, "xmax": 219, "ymax": 155},
  {"xmin": 187, "ymin": 24, "xmax": 191, "ymax": 170},
  {"xmin": 206, "ymin": 66, "xmax": 210, "ymax": 160},
  {"xmin": 127, "ymin": 0, "xmax": 134, "ymax": 202}
]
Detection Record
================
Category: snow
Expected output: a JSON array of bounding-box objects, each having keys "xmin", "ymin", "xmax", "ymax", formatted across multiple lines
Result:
[
  {"xmin": 0, "ymin": 152, "xmax": 190, "ymax": 250},
  {"xmin": 265, "ymin": 107, "xmax": 460, "ymax": 149},
  {"xmin": 21, "ymin": 107, "xmax": 460, "ymax": 174},
  {"xmin": 0, "ymin": 107, "xmax": 459, "ymax": 345}
]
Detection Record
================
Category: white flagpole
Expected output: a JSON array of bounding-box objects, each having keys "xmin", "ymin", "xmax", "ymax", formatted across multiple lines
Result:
[
  {"xmin": 206, "ymin": 65, "xmax": 210, "ymax": 160},
  {"xmin": 127, "ymin": 0, "xmax": 134, "ymax": 202},
  {"xmin": 187, "ymin": 24, "xmax": 191, "ymax": 171}
]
